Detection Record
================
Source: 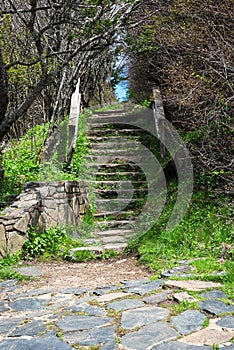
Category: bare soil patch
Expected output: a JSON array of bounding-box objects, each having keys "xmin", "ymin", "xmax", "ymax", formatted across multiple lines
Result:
[{"xmin": 17, "ymin": 256, "xmax": 152, "ymax": 292}]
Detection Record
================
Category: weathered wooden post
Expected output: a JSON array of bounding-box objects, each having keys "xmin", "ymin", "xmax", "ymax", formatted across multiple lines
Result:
[
  {"xmin": 152, "ymin": 87, "xmax": 167, "ymax": 158},
  {"xmin": 67, "ymin": 78, "xmax": 81, "ymax": 164}
]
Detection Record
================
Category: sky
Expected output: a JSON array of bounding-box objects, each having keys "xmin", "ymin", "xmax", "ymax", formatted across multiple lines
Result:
[{"xmin": 114, "ymin": 79, "xmax": 129, "ymax": 101}]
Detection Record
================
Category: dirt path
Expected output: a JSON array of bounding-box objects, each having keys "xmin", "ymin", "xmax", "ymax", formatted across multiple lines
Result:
[{"xmin": 17, "ymin": 256, "xmax": 152, "ymax": 292}]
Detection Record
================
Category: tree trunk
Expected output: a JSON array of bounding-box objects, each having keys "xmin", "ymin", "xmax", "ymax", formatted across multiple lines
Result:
[{"xmin": 0, "ymin": 46, "xmax": 9, "ymax": 125}]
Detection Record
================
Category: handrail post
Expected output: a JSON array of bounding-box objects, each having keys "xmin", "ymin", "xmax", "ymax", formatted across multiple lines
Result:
[{"xmin": 152, "ymin": 87, "xmax": 167, "ymax": 158}]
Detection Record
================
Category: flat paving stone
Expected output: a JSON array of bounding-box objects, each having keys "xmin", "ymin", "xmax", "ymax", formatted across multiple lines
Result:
[
  {"xmin": 60, "ymin": 287, "xmax": 87, "ymax": 295},
  {"xmin": 14, "ymin": 266, "xmax": 44, "ymax": 276},
  {"xmin": 200, "ymin": 290, "xmax": 227, "ymax": 299},
  {"xmin": 66, "ymin": 302, "xmax": 106, "ymax": 316},
  {"xmin": 199, "ymin": 299, "xmax": 234, "ymax": 315},
  {"xmin": 171, "ymin": 310, "xmax": 206, "ymax": 335},
  {"xmin": 0, "ymin": 336, "xmax": 75, "ymax": 349},
  {"xmin": 0, "ymin": 302, "xmax": 8, "ymax": 313},
  {"xmin": 93, "ymin": 284, "xmax": 119, "ymax": 295},
  {"xmin": 12, "ymin": 288, "xmax": 57, "ymax": 299},
  {"xmin": 152, "ymin": 342, "xmax": 212, "ymax": 349},
  {"xmin": 121, "ymin": 322, "xmax": 178, "ymax": 350},
  {"xmin": 121, "ymin": 306, "xmax": 170, "ymax": 329},
  {"xmin": 173, "ymin": 291, "xmax": 198, "ymax": 303},
  {"xmin": 107, "ymin": 298, "xmax": 145, "ymax": 311},
  {"xmin": 164, "ymin": 280, "xmax": 222, "ymax": 291},
  {"xmin": 161, "ymin": 265, "xmax": 195, "ymax": 278},
  {"xmin": 121, "ymin": 278, "xmax": 148, "ymax": 288},
  {"xmin": 217, "ymin": 316, "xmax": 234, "ymax": 328},
  {"xmin": 179, "ymin": 326, "xmax": 234, "ymax": 346},
  {"xmin": 0, "ymin": 279, "xmax": 19, "ymax": 290},
  {"xmin": 101, "ymin": 340, "xmax": 116, "ymax": 350},
  {"xmin": 126, "ymin": 279, "xmax": 163, "ymax": 295},
  {"xmin": 9, "ymin": 320, "xmax": 46, "ymax": 337},
  {"xmin": 143, "ymin": 291, "xmax": 170, "ymax": 304},
  {"xmin": 9, "ymin": 297, "xmax": 49, "ymax": 311},
  {"xmin": 97, "ymin": 292, "xmax": 132, "ymax": 303},
  {"xmin": 0, "ymin": 317, "xmax": 26, "ymax": 334},
  {"xmin": 57, "ymin": 315, "xmax": 113, "ymax": 332},
  {"xmin": 64, "ymin": 325, "xmax": 116, "ymax": 346}
]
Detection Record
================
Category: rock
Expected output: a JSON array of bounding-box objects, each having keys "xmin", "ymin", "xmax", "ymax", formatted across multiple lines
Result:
[
  {"xmin": 200, "ymin": 290, "xmax": 227, "ymax": 299},
  {"xmin": 126, "ymin": 279, "xmax": 163, "ymax": 295},
  {"xmin": 121, "ymin": 279, "xmax": 149, "ymax": 288},
  {"xmin": 143, "ymin": 291, "xmax": 170, "ymax": 304},
  {"xmin": 164, "ymin": 280, "xmax": 222, "ymax": 291},
  {"xmin": 121, "ymin": 306, "xmax": 170, "ymax": 329},
  {"xmin": 9, "ymin": 320, "xmax": 46, "ymax": 337},
  {"xmin": 178, "ymin": 326, "xmax": 234, "ymax": 346},
  {"xmin": 152, "ymin": 342, "xmax": 212, "ymax": 349},
  {"xmin": 173, "ymin": 292, "xmax": 198, "ymax": 303},
  {"xmin": 0, "ymin": 302, "xmax": 8, "ymax": 313},
  {"xmin": 56, "ymin": 315, "xmax": 113, "ymax": 332},
  {"xmin": 0, "ymin": 224, "xmax": 6, "ymax": 257},
  {"xmin": 161, "ymin": 265, "xmax": 195, "ymax": 278},
  {"xmin": 63, "ymin": 325, "xmax": 116, "ymax": 347},
  {"xmin": 13, "ymin": 212, "xmax": 30, "ymax": 234},
  {"xmin": 7, "ymin": 231, "xmax": 26, "ymax": 255},
  {"xmin": 70, "ymin": 246, "xmax": 104, "ymax": 257},
  {"xmin": 217, "ymin": 316, "xmax": 234, "ymax": 329},
  {"xmin": 0, "ymin": 336, "xmax": 74, "ymax": 350},
  {"xmin": 66, "ymin": 302, "xmax": 106, "ymax": 316},
  {"xmin": 0, "ymin": 317, "xmax": 26, "ymax": 334},
  {"xmin": 94, "ymin": 284, "xmax": 119, "ymax": 296},
  {"xmin": 171, "ymin": 310, "xmax": 206, "ymax": 335},
  {"xmin": 107, "ymin": 298, "xmax": 145, "ymax": 311},
  {"xmin": 199, "ymin": 300, "xmax": 234, "ymax": 315},
  {"xmin": 14, "ymin": 266, "xmax": 45, "ymax": 277},
  {"xmin": 9, "ymin": 297, "xmax": 48, "ymax": 311},
  {"xmin": 60, "ymin": 287, "xmax": 87, "ymax": 295},
  {"xmin": 97, "ymin": 292, "xmax": 132, "ymax": 303},
  {"xmin": 121, "ymin": 322, "xmax": 178, "ymax": 350}
]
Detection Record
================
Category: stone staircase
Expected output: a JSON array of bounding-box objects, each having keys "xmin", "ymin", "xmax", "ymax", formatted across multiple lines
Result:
[{"xmin": 81, "ymin": 106, "xmax": 150, "ymax": 252}]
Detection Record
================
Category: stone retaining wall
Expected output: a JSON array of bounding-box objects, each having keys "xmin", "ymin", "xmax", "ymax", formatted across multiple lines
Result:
[{"xmin": 0, "ymin": 181, "xmax": 89, "ymax": 257}]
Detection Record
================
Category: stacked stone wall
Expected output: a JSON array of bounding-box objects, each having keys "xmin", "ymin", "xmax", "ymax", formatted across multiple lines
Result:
[{"xmin": 0, "ymin": 181, "xmax": 89, "ymax": 257}]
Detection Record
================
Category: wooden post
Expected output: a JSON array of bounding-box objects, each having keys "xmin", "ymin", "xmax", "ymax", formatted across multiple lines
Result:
[
  {"xmin": 67, "ymin": 78, "xmax": 81, "ymax": 164},
  {"xmin": 152, "ymin": 87, "xmax": 167, "ymax": 158}
]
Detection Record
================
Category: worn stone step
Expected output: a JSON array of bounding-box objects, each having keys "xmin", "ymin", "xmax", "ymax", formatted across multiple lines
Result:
[
  {"xmin": 90, "ymin": 180, "xmax": 148, "ymax": 185},
  {"xmin": 103, "ymin": 243, "xmax": 128, "ymax": 251},
  {"xmin": 87, "ymin": 163, "xmax": 143, "ymax": 169},
  {"xmin": 96, "ymin": 229, "xmax": 135, "ymax": 237},
  {"xmin": 93, "ymin": 210, "xmax": 137, "ymax": 218},
  {"xmin": 88, "ymin": 171, "xmax": 144, "ymax": 177},
  {"xmin": 87, "ymin": 141, "xmax": 140, "ymax": 150},
  {"xmin": 87, "ymin": 135, "xmax": 140, "ymax": 142},
  {"xmin": 88, "ymin": 128, "xmax": 144, "ymax": 136},
  {"xmin": 95, "ymin": 220, "xmax": 135, "ymax": 228}
]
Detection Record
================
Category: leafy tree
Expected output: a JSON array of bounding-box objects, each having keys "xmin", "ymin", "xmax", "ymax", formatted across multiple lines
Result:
[
  {"xmin": 0, "ymin": 0, "xmax": 141, "ymax": 177},
  {"xmin": 127, "ymin": 0, "xmax": 234, "ymax": 192}
]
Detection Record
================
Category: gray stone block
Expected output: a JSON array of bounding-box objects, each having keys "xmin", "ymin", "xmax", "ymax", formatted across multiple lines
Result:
[
  {"xmin": 171, "ymin": 310, "xmax": 206, "ymax": 335},
  {"xmin": 121, "ymin": 306, "xmax": 170, "ymax": 329}
]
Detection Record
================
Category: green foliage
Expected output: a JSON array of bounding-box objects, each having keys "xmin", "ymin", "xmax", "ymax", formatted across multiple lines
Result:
[
  {"xmin": 1, "ymin": 123, "xmax": 48, "ymax": 200},
  {"xmin": 21, "ymin": 227, "xmax": 83, "ymax": 260},
  {"xmin": 0, "ymin": 253, "xmax": 27, "ymax": 281},
  {"xmin": 129, "ymin": 182, "xmax": 233, "ymax": 291}
]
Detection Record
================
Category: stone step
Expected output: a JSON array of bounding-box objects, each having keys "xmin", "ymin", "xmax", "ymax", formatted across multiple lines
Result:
[
  {"xmin": 96, "ymin": 229, "xmax": 135, "ymax": 237},
  {"xmin": 88, "ymin": 128, "xmax": 144, "ymax": 136},
  {"xmin": 95, "ymin": 220, "xmax": 135, "ymax": 228},
  {"xmin": 92, "ymin": 188, "xmax": 147, "ymax": 194},
  {"xmin": 90, "ymin": 180, "xmax": 148, "ymax": 185},
  {"xmin": 87, "ymin": 163, "xmax": 143, "ymax": 169},
  {"xmin": 87, "ymin": 135, "xmax": 140, "ymax": 142},
  {"xmin": 93, "ymin": 210, "xmax": 137, "ymax": 218},
  {"xmin": 87, "ymin": 141, "xmax": 140, "ymax": 149},
  {"xmin": 88, "ymin": 171, "xmax": 144, "ymax": 177},
  {"xmin": 96, "ymin": 198, "xmax": 143, "ymax": 205},
  {"xmin": 103, "ymin": 243, "xmax": 128, "ymax": 251}
]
